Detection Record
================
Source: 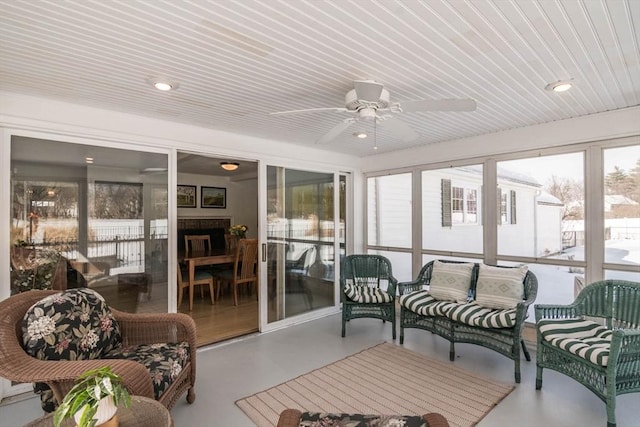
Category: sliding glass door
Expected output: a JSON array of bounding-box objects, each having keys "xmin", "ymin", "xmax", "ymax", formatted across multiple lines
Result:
[
  {"xmin": 266, "ymin": 166, "xmax": 345, "ymax": 323},
  {"xmin": 9, "ymin": 136, "xmax": 169, "ymax": 312}
]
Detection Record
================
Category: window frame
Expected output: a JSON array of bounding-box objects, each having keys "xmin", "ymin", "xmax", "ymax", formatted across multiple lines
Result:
[{"xmin": 364, "ymin": 136, "xmax": 640, "ymax": 285}]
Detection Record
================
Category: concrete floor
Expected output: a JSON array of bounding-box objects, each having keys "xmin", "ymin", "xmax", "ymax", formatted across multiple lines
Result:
[{"xmin": 1, "ymin": 313, "xmax": 637, "ymax": 427}]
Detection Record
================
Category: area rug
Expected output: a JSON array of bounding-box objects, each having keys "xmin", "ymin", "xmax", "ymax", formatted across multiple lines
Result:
[{"xmin": 236, "ymin": 342, "xmax": 514, "ymax": 427}]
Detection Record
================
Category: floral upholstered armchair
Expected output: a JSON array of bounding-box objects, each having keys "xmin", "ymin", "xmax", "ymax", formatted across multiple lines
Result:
[{"xmin": 0, "ymin": 288, "xmax": 197, "ymax": 413}]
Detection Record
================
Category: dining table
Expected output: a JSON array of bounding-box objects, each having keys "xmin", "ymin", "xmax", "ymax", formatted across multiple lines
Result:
[{"xmin": 180, "ymin": 249, "xmax": 235, "ymax": 286}]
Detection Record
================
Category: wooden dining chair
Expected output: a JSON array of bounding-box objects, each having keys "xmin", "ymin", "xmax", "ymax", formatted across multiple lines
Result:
[
  {"xmin": 215, "ymin": 239, "xmax": 259, "ymax": 306},
  {"xmin": 184, "ymin": 235, "xmax": 211, "ymax": 254},
  {"xmin": 177, "ymin": 262, "xmax": 215, "ymax": 311},
  {"xmin": 224, "ymin": 233, "xmax": 239, "ymax": 254}
]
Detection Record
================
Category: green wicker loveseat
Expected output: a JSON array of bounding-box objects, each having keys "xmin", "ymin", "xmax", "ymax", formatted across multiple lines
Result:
[
  {"xmin": 535, "ymin": 280, "xmax": 640, "ymax": 427},
  {"xmin": 398, "ymin": 260, "xmax": 538, "ymax": 383}
]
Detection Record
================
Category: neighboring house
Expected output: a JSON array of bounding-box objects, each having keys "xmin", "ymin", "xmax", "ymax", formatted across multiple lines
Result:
[
  {"xmin": 605, "ymin": 195, "xmax": 639, "ymax": 218},
  {"xmin": 535, "ymin": 192, "xmax": 564, "ymax": 256},
  {"xmin": 369, "ymin": 166, "xmax": 564, "ymax": 258}
]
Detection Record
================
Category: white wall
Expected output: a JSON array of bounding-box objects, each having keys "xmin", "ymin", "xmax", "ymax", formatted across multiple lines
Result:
[
  {"xmin": 497, "ymin": 183, "xmax": 537, "ymax": 257},
  {"xmin": 362, "ymin": 107, "xmax": 640, "ymax": 172},
  {"xmin": 177, "ymin": 172, "xmax": 258, "ymax": 239},
  {"xmin": 0, "ymin": 92, "xmax": 361, "ymax": 173},
  {"xmin": 536, "ymin": 204, "xmax": 563, "ymax": 256}
]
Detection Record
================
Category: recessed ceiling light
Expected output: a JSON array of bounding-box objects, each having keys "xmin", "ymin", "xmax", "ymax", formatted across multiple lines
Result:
[
  {"xmin": 147, "ymin": 77, "xmax": 179, "ymax": 91},
  {"xmin": 220, "ymin": 162, "xmax": 239, "ymax": 171},
  {"xmin": 545, "ymin": 80, "xmax": 573, "ymax": 92},
  {"xmin": 85, "ymin": 157, "xmax": 94, "ymax": 164},
  {"xmin": 154, "ymin": 82, "xmax": 173, "ymax": 91},
  {"xmin": 353, "ymin": 132, "xmax": 368, "ymax": 139}
]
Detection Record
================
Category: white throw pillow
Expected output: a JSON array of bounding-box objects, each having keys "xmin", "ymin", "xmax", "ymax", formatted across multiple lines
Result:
[
  {"xmin": 428, "ymin": 260, "xmax": 474, "ymax": 303},
  {"xmin": 475, "ymin": 264, "xmax": 528, "ymax": 309}
]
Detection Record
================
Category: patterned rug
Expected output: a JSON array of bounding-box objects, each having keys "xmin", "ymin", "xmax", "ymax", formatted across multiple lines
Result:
[{"xmin": 236, "ymin": 342, "xmax": 514, "ymax": 427}]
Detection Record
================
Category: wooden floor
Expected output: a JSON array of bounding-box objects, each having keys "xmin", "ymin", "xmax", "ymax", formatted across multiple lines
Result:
[{"xmin": 178, "ymin": 287, "xmax": 259, "ymax": 347}]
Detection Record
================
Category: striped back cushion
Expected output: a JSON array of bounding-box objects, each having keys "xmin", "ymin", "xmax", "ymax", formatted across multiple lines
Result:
[
  {"xmin": 538, "ymin": 318, "xmax": 612, "ymax": 366},
  {"xmin": 428, "ymin": 261, "xmax": 474, "ymax": 303},
  {"xmin": 344, "ymin": 283, "xmax": 393, "ymax": 303}
]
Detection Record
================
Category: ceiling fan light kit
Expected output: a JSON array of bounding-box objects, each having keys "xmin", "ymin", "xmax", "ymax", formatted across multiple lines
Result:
[
  {"xmin": 270, "ymin": 80, "xmax": 477, "ymax": 146},
  {"xmin": 220, "ymin": 162, "xmax": 239, "ymax": 171},
  {"xmin": 353, "ymin": 132, "xmax": 368, "ymax": 139}
]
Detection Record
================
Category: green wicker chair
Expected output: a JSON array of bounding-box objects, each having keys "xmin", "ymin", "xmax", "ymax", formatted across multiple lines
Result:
[
  {"xmin": 341, "ymin": 254, "xmax": 397, "ymax": 340},
  {"xmin": 535, "ymin": 280, "xmax": 640, "ymax": 427}
]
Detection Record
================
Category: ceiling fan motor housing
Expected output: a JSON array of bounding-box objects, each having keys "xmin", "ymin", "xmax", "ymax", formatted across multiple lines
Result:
[{"xmin": 345, "ymin": 88, "xmax": 390, "ymax": 111}]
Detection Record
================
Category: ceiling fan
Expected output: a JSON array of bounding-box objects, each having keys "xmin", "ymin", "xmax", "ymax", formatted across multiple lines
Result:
[{"xmin": 270, "ymin": 80, "xmax": 476, "ymax": 145}]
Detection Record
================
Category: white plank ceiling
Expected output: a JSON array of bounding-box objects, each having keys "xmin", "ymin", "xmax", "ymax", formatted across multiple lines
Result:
[{"xmin": 1, "ymin": 0, "xmax": 639, "ymax": 157}]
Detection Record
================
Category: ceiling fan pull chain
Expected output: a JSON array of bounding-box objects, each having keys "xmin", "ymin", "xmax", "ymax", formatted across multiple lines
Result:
[{"xmin": 374, "ymin": 116, "xmax": 378, "ymax": 151}]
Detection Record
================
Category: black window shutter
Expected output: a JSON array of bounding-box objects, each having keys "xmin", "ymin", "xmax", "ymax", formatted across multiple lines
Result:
[
  {"xmin": 441, "ymin": 179, "xmax": 452, "ymax": 227},
  {"xmin": 510, "ymin": 190, "xmax": 517, "ymax": 224}
]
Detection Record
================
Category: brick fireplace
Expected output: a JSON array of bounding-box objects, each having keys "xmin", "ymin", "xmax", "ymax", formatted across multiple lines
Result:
[{"xmin": 177, "ymin": 217, "xmax": 231, "ymax": 252}]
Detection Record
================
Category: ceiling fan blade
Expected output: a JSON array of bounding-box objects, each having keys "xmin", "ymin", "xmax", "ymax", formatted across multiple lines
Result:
[
  {"xmin": 354, "ymin": 80, "xmax": 384, "ymax": 102},
  {"xmin": 270, "ymin": 107, "xmax": 348, "ymax": 115},
  {"xmin": 400, "ymin": 98, "xmax": 477, "ymax": 113},
  {"xmin": 316, "ymin": 118, "xmax": 355, "ymax": 144},
  {"xmin": 378, "ymin": 116, "xmax": 419, "ymax": 142}
]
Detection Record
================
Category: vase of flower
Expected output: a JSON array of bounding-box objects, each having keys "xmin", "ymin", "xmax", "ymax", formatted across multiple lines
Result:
[{"xmin": 229, "ymin": 224, "xmax": 248, "ymax": 240}]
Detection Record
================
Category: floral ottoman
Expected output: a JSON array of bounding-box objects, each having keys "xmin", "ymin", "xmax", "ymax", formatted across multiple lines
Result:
[{"xmin": 276, "ymin": 410, "xmax": 450, "ymax": 427}]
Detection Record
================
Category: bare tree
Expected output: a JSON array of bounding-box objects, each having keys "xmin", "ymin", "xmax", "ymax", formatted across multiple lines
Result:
[{"xmin": 545, "ymin": 175, "xmax": 584, "ymax": 220}]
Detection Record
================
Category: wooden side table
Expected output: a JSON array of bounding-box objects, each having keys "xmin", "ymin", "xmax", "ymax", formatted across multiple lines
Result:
[{"xmin": 24, "ymin": 396, "xmax": 173, "ymax": 427}]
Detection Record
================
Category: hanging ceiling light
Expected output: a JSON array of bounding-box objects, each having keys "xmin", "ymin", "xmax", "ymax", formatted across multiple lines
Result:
[{"xmin": 220, "ymin": 162, "xmax": 239, "ymax": 171}]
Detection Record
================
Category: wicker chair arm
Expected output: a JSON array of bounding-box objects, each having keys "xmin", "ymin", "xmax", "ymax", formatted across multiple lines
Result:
[
  {"xmin": 608, "ymin": 328, "xmax": 640, "ymax": 364},
  {"xmin": 113, "ymin": 310, "xmax": 197, "ymax": 348},
  {"xmin": 397, "ymin": 280, "xmax": 424, "ymax": 295},
  {"xmin": 2, "ymin": 356, "xmax": 154, "ymax": 401},
  {"xmin": 57, "ymin": 359, "xmax": 154, "ymax": 400},
  {"xmin": 387, "ymin": 275, "xmax": 398, "ymax": 298},
  {"xmin": 534, "ymin": 303, "xmax": 578, "ymax": 322}
]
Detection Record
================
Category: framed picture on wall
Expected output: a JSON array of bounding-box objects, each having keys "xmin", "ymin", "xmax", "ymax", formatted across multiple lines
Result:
[
  {"xmin": 177, "ymin": 185, "xmax": 197, "ymax": 208},
  {"xmin": 201, "ymin": 186, "xmax": 226, "ymax": 208}
]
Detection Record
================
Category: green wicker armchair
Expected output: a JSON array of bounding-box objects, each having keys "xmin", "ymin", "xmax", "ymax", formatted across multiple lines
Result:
[
  {"xmin": 535, "ymin": 280, "xmax": 640, "ymax": 427},
  {"xmin": 341, "ymin": 255, "xmax": 397, "ymax": 340}
]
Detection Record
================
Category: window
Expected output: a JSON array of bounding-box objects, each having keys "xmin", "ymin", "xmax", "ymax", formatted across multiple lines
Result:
[
  {"xmin": 10, "ymin": 136, "xmax": 168, "ymax": 310},
  {"xmin": 451, "ymin": 186, "xmax": 478, "ymax": 224},
  {"xmin": 498, "ymin": 189, "xmax": 516, "ymax": 225},
  {"xmin": 603, "ymin": 145, "xmax": 640, "ymax": 266},
  {"xmin": 367, "ymin": 173, "xmax": 412, "ymax": 248},
  {"xmin": 422, "ymin": 166, "xmax": 483, "ymax": 254},
  {"xmin": 500, "ymin": 191, "xmax": 508, "ymax": 224},
  {"xmin": 368, "ymin": 138, "xmax": 639, "ymax": 320},
  {"xmin": 498, "ymin": 153, "xmax": 583, "ymax": 260}
]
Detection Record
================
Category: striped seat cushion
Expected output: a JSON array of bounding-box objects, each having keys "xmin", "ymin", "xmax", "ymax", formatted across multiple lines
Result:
[
  {"xmin": 537, "ymin": 319, "xmax": 612, "ymax": 366},
  {"xmin": 399, "ymin": 290, "xmax": 451, "ymax": 316},
  {"xmin": 444, "ymin": 302, "xmax": 517, "ymax": 328},
  {"xmin": 344, "ymin": 284, "xmax": 393, "ymax": 303}
]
